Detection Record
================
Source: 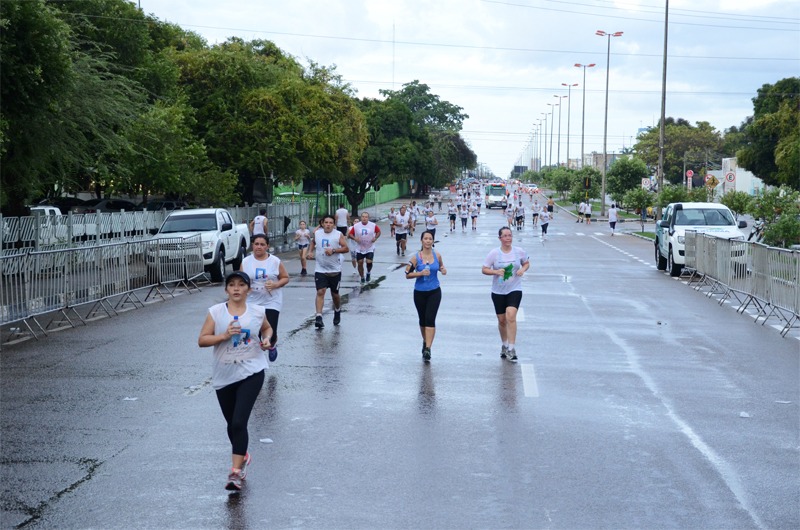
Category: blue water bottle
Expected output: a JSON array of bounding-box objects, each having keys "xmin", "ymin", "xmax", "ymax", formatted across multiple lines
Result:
[{"xmin": 231, "ymin": 315, "xmax": 242, "ymax": 347}]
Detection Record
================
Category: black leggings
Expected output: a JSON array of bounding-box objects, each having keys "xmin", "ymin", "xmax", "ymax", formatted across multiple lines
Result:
[
  {"xmin": 265, "ymin": 309, "xmax": 279, "ymax": 347},
  {"xmin": 413, "ymin": 287, "xmax": 442, "ymax": 327},
  {"xmin": 216, "ymin": 370, "xmax": 265, "ymax": 456}
]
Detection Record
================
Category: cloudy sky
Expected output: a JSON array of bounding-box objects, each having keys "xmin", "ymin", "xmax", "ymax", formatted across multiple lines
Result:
[{"xmin": 141, "ymin": 0, "xmax": 799, "ymax": 177}]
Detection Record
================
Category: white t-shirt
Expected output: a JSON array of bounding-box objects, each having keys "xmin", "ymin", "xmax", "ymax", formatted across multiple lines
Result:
[
  {"xmin": 539, "ymin": 210, "xmax": 551, "ymax": 224},
  {"xmin": 608, "ymin": 207, "xmax": 619, "ymax": 223},
  {"xmin": 394, "ymin": 212, "xmax": 410, "ymax": 235},
  {"xmin": 425, "ymin": 214, "xmax": 438, "ymax": 230},
  {"xmin": 505, "ymin": 204, "xmax": 515, "ymax": 217},
  {"xmin": 515, "ymin": 205, "xmax": 525, "ymax": 217},
  {"xmin": 585, "ymin": 203, "xmax": 593, "ymax": 215},
  {"xmin": 349, "ymin": 221, "xmax": 380, "ymax": 253},
  {"xmin": 483, "ymin": 246, "xmax": 530, "ymax": 295},
  {"xmin": 252, "ymin": 215, "xmax": 267, "ymax": 235},
  {"xmin": 335, "ymin": 207, "xmax": 349, "ymax": 228},
  {"xmin": 313, "ymin": 229, "xmax": 344, "ymax": 273},
  {"xmin": 295, "ymin": 228, "xmax": 310, "ymax": 246},
  {"xmin": 207, "ymin": 302, "xmax": 267, "ymax": 390},
  {"xmin": 241, "ymin": 254, "xmax": 283, "ymax": 311}
]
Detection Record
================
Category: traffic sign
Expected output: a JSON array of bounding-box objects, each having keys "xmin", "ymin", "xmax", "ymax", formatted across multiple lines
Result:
[
  {"xmin": 641, "ymin": 178, "xmax": 651, "ymax": 189},
  {"xmin": 686, "ymin": 170, "xmax": 694, "ymax": 178},
  {"xmin": 705, "ymin": 175, "xmax": 719, "ymax": 188},
  {"xmin": 725, "ymin": 172, "xmax": 736, "ymax": 183}
]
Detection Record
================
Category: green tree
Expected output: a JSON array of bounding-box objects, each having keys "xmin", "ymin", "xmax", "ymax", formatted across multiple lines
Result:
[
  {"xmin": 657, "ymin": 184, "xmax": 689, "ymax": 206},
  {"xmin": 174, "ymin": 38, "xmax": 307, "ymax": 203},
  {"xmin": 738, "ymin": 78, "xmax": 800, "ymax": 190},
  {"xmin": 1, "ymin": 0, "xmax": 146, "ymax": 213},
  {"xmin": 1, "ymin": 0, "xmax": 73, "ymax": 212},
  {"xmin": 549, "ymin": 167, "xmax": 574, "ymax": 199},
  {"xmin": 607, "ymin": 156, "xmax": 649, "ymax": 205},
  {"xmin": 622, "ymin": 187, "xmax": 654, "ymax": 231},
  {"xmin": 381, "ymin": 81, "xmax": 475, "ymax": 194},
  {"xmin": 339, "ymin": 98, "xmax": 425, "ymax": 214},
  {"xmin": 115, "ymin": 98, "xmax": 236, "ymax": 205},
  {"xmin": 380, "ymin": 80, "xmax": 469, "ymax": 130},
  {"xmin": 720, "ymin": 190, "xmax": 753, "ymax": 220},
  {"xmin": 634, "ymin": 118, "xmax": 722, "ymax": 185}
]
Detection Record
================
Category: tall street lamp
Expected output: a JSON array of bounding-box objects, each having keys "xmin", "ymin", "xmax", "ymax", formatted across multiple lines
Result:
[
  {"xmin": 574, "ymin": 63, "xmax": 595, "ymax": 169},
  {"xmin": 596, "ymin": 30, "xmax": 623, "ymax": 217},
  {"xmin": 554, "ymin": 95, "xmax": 568, "ymax": 167},
  {"xmin": 541, "ymin": 113, "xmax": 548, "ymax": 169},
  {"xmin": 561, "ymin": 83, "xmax": 578, "ymax": 168},
  {"xmin": 547, "ymin": 103, "xmax": 558, "ymax": 168},
  {"xmin": 535, "ymin": 119, "xmax": 542, "ymax": 171}
]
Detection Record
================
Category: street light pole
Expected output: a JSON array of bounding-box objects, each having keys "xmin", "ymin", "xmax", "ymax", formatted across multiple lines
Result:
[
  {"xmin": 541, "ymin": 113, "xmax": 548, "ymax": 169},
  {"xmin": 574, "ymin": 64, "xmax": 595, "ymax": 169},
  {"xmin": 561, "ymin": 83, "xmax": 578, "ymax": 169},
  {"xmin": 596, "ymin": 30, "xmax": 623, "ymax": 217},
  {"xmin": 547, "ymin": 103, "xmax": 558, "ymax": 168},
  {"xmin": 554, "ymin": 94, "xmax": 568, "ymax": 167}
]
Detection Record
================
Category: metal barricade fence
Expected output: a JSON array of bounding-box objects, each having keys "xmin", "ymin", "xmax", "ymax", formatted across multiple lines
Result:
[
  {"xmin": 685, "ymin": 231, "xmax": 698, "ymax": 270},
  {"xmin": 1, "ymin": 251, "xmax": 33, "ymax": 323},
  {"xmin": 0, "ymin": 237, "xmax": 206, "ymax": 341},
  {"xmin": 764, "ymin": 248, "xmax": 800, "ymax": 336},
  {"xmin": 684, "ymin": 234, "xmax": 798, "ymax": 338},
  {"xmin": 145, "ymin": 235, "xmax": 205, "ymax": 285}
]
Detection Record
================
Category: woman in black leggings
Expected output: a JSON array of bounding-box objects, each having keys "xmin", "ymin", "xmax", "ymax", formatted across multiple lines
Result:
[
  {"xmin": 405, "ymin": 230, "xmax": 447, "ymax": 362},
  {"xmin": 198, "ymin": 271, "xmax": 273, "ymax": 491}
]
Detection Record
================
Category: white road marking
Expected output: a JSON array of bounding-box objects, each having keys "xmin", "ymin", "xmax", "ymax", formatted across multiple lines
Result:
[{"xmin": 521, "ymin": 363, "xmax": 539, "ymax": 397}]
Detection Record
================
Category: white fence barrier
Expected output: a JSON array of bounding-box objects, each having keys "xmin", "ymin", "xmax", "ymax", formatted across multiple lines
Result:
[
  {"xmin": 1, "ymin": 235, "xmax": 205, "ymax": 344},
  {"xmin": 685, "ymin": 231, "xmax": 799, "ymax": 337}
]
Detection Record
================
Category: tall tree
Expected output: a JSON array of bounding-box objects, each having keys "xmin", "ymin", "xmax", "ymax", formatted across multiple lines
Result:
[
  {"xmin": 737, "ymin": 78, "xmax": 800, "ymax": 190},
  {"xmin": 380, "ymin": 80, "xmax": 475, "ymax": 193},
  {"xmin": 1, "ymin": 0, "xmax": 145, "ymax": 213},
  {"xmin": 634, "ymin": 118, "xmax": 722, "ymax": 185},
  {"xmin": 606, "ymin": 156, "xmax": 649, "ymax": 204},
  {"xmin": 339, "ymin": 98, "xmax": 425, "ymax": 214}
]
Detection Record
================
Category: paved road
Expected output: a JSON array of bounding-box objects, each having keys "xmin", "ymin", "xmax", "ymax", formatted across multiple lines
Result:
[{"xmin": 2, "ymin": 203, "xmax": 798, "ymax": 529}]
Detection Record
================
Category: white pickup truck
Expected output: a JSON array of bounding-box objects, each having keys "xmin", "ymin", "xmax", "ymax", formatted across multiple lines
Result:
[
  {"xmin": 150, "ymin": 208, "xmax": 250, "ymax": 282},
  {"xmin": 655, "ymin": 202, "xmax": 747, "ymax": 277}
]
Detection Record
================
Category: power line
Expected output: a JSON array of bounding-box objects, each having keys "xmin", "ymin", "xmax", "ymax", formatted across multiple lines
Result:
[
  {"xmin": 68, "ymin": 13, "xmax": 799, "ymax": 62},
  {"xmin": 481, "ymin": 0, "xmax": 800, "ymax": 31}
]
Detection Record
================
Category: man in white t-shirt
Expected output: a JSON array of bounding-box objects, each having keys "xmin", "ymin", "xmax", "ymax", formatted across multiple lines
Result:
[
  {"xmin": 393, "ymin": 205, "xmax": 411, "ymax": 256},
  {"xmin": 577, "ymin": 201, "xmax": 586, "ymax": 223},
  {"xmin": 249, "ymin": 208, "xmax": 268, "ymax": 236},
  {"xmin": 334, "ymin": 204, "xmax": 350, "ymax": 236},
  {"xmin": 308, "ymin": 215, "xmax": 349, "ymax": 328},
  {"xmin": 348, "ymin": 211, "xmax": 381, "ymax": 283}
]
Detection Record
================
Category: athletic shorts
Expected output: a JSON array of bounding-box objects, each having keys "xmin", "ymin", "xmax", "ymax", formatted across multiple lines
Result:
[
  {"xmin": 532, "ymin": 212, "xmax": 539, "ymax": 217},
  {"xmin": 336, "ymin": 226, "xmax": 348, "ymax": 236},
  {"xmin": 298, "ymin": 243, "xmax": 309, "ymax": 249},
  {"xmin": 314, "ymin": 272, "xmax": 341, "ymax": 293},
  {"xmin": 547, "ymin": 205, "xmax": 554, "ymax": 213},
  {"xmin": 395, "ymin": 233, "xmax": 407, "ymax": 241},
  {"xmin": 449, "ymin": 214, "xmax": 456, "ymax": 221},
  {"xmin": 356, "ymin": 251, "xmax": 374, "ymax": 261},
  {"xmin": 585, "ymin": 214, "xmax": 592, "ymax": 219},
  {"xmin": 491, "ymin": 291, "xmax": 523, "ymax": 315},
  {"xmin": 609, "ymin": 221, "xmax": 616, "ymax": 229},
  {"xmin": 515, "ymin": 216, "xmax": 524, "ymax": 221}
]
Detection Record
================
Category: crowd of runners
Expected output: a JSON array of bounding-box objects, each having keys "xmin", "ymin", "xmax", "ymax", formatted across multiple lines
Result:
[{"xmin": 196, "ymin": 184, "xmax": 614, "ymax": 492}]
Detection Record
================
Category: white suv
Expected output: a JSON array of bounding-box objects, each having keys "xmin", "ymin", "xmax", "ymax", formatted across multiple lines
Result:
[{"xmin": 655, "ymin": 202, "xmax": 747, "ymax": 276}]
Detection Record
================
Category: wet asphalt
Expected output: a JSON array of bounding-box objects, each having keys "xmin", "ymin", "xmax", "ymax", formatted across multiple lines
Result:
[{"xmin": 1, "ymin": 201, "xmax": 798, "ymax": 529}]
